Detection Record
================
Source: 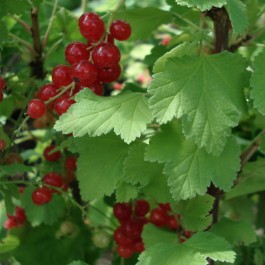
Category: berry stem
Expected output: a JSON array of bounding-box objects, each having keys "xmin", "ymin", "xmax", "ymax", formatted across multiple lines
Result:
[
  {"xmin": 9, "ymin": 33, "xmax": 37, "ymax": 56},
  {"xmin": 9, "ymin": 15, "xmax": 31, "ymax": 34},
  {"xmin": 81, "ymin": 0, "xmax": 87, "ymax": 13},
  {"xmin": 42, "ymin": 0, "xmax": 59, "ymax": 49}
]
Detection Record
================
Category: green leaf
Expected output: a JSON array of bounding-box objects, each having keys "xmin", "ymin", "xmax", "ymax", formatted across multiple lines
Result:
[
  {"xmin": 0, "ymin": 236, "xmax": 20, "ymax": 254},
  {"xmin": 226, "ymin": 0, "xmax": 248, "ymax": 34},
  {"xmin": 54, "ymin": 90, "xmax": 152, "ymax": 144},
  {"xmin": 142, "ymin": 224, "xmax": 178, "ymax": 249},
  {"xmin": 226, "ymin": 159, "xmax": 265, "ymax": 199},
  {"xmin": 210, "ymin": 218, "xmax": 257, "ymax": 246},
  {"xmin": 0, "ymin": 21, "xmax": 8, "ymax": 45},
  {"xmin": 123, "ymin": 143, "xmax": 164, "ymax": 186},
  {"xmin": 21, "ymin": 187, "xmax": 66, "ymax": 226},
  {"xmin": 153, "ymin": 42, "xmax": 197, "ymax": 73},
  {"xmin": 0, "ymin": 163, "xmax": 34, "ymax": 178},
  {"xmin": 68, "ymin": 261, "xmax": 88, "ymax": 265},
  {"xmin": 250, "ymin": 51, "xmax": 265, "ymax": 115},
  {"xmin": 148, "ymin": 52, "xmax": 247, "ymax": 154},
  {"xmin": 145, "ymin": 122, "xmax": 241, "ymax": 200},
  {"xmin": 175, "ymin": 195, "xmax": 214, "ymax": 231},
  {"xmin": 174, "ymin": 0, "xmax": 227, "ymax": 11},
  {"xmin": 115, "ymin": 181, "xmax": 138, "ymax": 202},
  {"xmin": 115, "ymin": 7, "xmax": 172, "ymax": 40},
  {"xmin": 138, "ymin": 232, "xmax": 235, "ymax": 265},
  {"xmin": 75, "ymin": 134, "xmax": 129, "ymax": 201}
]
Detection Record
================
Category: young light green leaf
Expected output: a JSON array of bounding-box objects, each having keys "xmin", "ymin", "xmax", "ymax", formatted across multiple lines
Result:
[
  {"xmin": 0, "ymin": 236, "xmax": 20, "ymax": 254},
  {"xmin": 75, "ymin": 134, "xmax": 129, "ymax": 201},
  {"xmin": 54, "ymin": 90, "xmax": 152, "ymax": 144},
  {"xmin": 226, "ymin": 159, "xmax": 265, "ymax": 199},
  {"xmin": 175, "ymin": 195, "xmax": 214, "ymax": 231},
  {"xmin": 145, "ymin": 122, "xmax": 241, "ymax": 200},
  {"xmin": 68, "ymin": 261, "xmax": 88, "ymax": 265},
  {"xmin": 175, "ymin": 0, "xmax": 227, "ymax": 11},
  {"xmin": 210, "ymin": 218, "xmax": 257, "ymax": 245},
  {"xmin": 115, "ymin": 7, "xmax": 172, "ymax": 40},
  {"xmin": 138, "ymin": 232, "xmax": 235, "ymax": 265},
  {"xmin": 226, "ymin": 0, "xmax": 249, "ymax": 34},
  {"xmin": 21, "ymin": 187, "xmax": 66, "ymax": 226},
  {"xmin": 148, "ymin": 52, "xmax": 247, "ymax": 154},
  {"xmin": 250, "ymin": 51, "xmax": 265, "ymax": 115}
]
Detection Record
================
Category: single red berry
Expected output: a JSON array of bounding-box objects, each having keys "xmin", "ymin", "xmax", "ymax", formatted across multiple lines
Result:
[
  {"xmin": 4, "ymin": 217, "xmax": 17, "ymax": 230},
  {"xmin": 110, "ymin": 20, "xmax": 131, "ymax": 41},
  {"xmin": 44, "ymin": 145, "xmax": 61, "ymax": 162},
  {"xmin": 121, "ymin": 220, "xmax": 143, "ymax": 240},
  {"xmin": 42, "ymin": 172, "xmax": 64, "ymax": 190},
  {"xmin": 167, "ymin": 215, "xmax": 178, "ymax": 230},
  {"xmin": 185, "ymin": 230, "xmax": 191, "ymax": 238},
  {"xmin": 134, "ymin": 239, "xmax": 145, "ymax": 253},
  {"xmin": 71, "ymin": 60, "xmax": 98, "ymax": 86},
  {"xmin": 0, "ymin": 76, "xmax": 6, "ymax": 90},
  {"xmin": 14, "ymin": 206, "xmax": 26, "ymax": 225},
  {"xmin": 65, "ymin": 42, "xmax": 90, "ymax": 65},
  {"xmin": 0, "ymin": 139, "xmax": 6, "ymax": 151},
  {"xmin": 27, "ymin": 99, "xmax": 46, "ymax": 119},
  {"xmin": 32, "ymin": 187, "xmax": 52, "ymax": 205},
  {"xmin": 150, "ymin": 208, "xmax": 168, "ymax": 227},
  {"xmin": 92, "ymin": 43, "xmax": 121, "ymax": 68},
  {"xmin": 54, "ymin": 95, "xmax": 75, "ymax": 116},
  {"xmin": 65, "ymin": 156, "xmax": 77, "ymax": 171},
  {"xmin": 113, "ymin": 203, "xmax": 132, "ymax": 221},
  {"xmin": 38, "ymin": 84, "xmax": 58, "ymax": 101},
  {"xmin": 89, "ymin": 81, "xmax": 104, "ymax": 96},
  {"xmin": 114, "ymin": 227, "xmax": 134, "ymax": 246},
  {"xmin": 117, "ymin": 244, "xmax": 135, "ymax": 259},
  {"xmin": 135, "ymin": 200, "xmax": 150, "ymax": 217},
  {"xmin": 18, "ymin": 186, "xmax": 25, "ymax": 194},
  {"xmin": 97, "ymin": 64, "xmax": 121, "ymax": 83},
  {"xmin": 0, "ymin": 91, "xmax": 3, "ymax": 102},
  {"xmin": 52, "ymin": 65, "xmax": 72, "ymax": 87},
  {"xmin": 78, "ymin": 12, "xmax": 105, "ymax": 43}
]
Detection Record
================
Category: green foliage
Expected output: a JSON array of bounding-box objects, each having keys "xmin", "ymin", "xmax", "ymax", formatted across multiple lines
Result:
[
  {"xmin": 55, "ymin": 89, "xmax": 152, "ymax": 144},
  {"xmin": 148, "ymin": 52, "xmax": 247, "ymax": 154},
  {"xmin": 174, "ymin": 0, "xmax": 227, "ymax": 11},
  {"xmin": 68, "ymin": 261, "xmax": 88, "ymax": 265}
]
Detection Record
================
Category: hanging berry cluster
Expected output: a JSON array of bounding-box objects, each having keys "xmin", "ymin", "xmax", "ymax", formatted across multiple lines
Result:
[
  {"xmin": 4, "ymin": 206, "xmax": 27, "ymax": 230},
  {"xmin": 27, "ymin": 12, "xmax": 131, "ymax": 119},
  {"xmin": 113, "ymin": 201, "xmax": 192, "ymax": 259}
]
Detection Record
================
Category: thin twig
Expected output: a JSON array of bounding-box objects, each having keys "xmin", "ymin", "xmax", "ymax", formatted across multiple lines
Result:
[
  {"xmin": 9, "ymin": 33, "xmax": 37, "ymax": 56},
  {"xmin": 10, "ymin": 15, "xmax": 31, "ymax": 34}
]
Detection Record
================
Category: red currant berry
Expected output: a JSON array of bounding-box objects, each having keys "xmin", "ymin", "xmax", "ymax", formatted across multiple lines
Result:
[
  {"xmin": 32, "ymin": 187, "xmax": 52, "ymax": 205},
  {"xmin": 71, "ymin": 60, "xmax": 98, "ymax": 86},
  {"xmin": 4, "ymin": 217, "xmax": 17, "ymax": 230},
  {"xmin": 65, "ymin": 156, "xmax": 77, "ymax": 171},
  {"xmin": 121, "ymin": 220, "xmax": 142, "ymax": 240},
  {"xmin": 52, "ymin": 65, "xmax": 72, "ymax": 87},
  {"xmin": 38, "ymin": 84, "xmax": 58, "ymax": 101},
  {"xmin": 150, "ymin": 208, "xmax": 168, "ymax": 227},
  {"xmin": 110, "ymin": 20, "xmax": 131, "ymax": 41},
  {"xmin": 134, "ymin": 239, "xmax": 145, "ymax": 253},
  {"xmin": 0, "ymin": 91, "xmax": 3, "ymax": 102},
  {"xmin": 117, "ymin": 244, "xmax": 135, "ymax": 259},
  {"xmin": 167, "ymin": 215, "xmax": 178, "ymax": 230},
  {"xmin": 0, "ymin": 139, "xmax": 6, "ymax": 151},
  {"xmin": 89, "ymin": 81, "xmax": 104, "ymax": 96},
  {"xmin": 113, "ymin": 203, "xmax": 132, "ymax": 221},
  {"xmin": 114, "ymin": 227, "xmax": 134, "ymax": 246},
  {"xmin": 44, "ymin": 145, "xmax": 61, "ymax": 162},
  {"xmin": 78, "ymin": 12, "xmax": 105, "ymax": 43},
  {"xmin": 54, "ymin": 95, "xmax": 75, "ymax": 116},
  {"xmin": 159, "ymin": 203, "xmax": 171, "ymax": 212},
  {"xmin": 92, "ymin": 43, "xmax": 121, "ymax": 68},
  {"xmin": 65, "ymin": 42, "xmax": 90, "ymax": 65},
  {"xmin": 185, "ymin": 230, "xmax": 191, "ymax": 238},
  {"xmin": 14, "ymin": 206, "xmax": 26, "ymax": 225},
  {"xmin": 135, "ymin": 200, "xmax": 150, "ymax": 217},
  {"xmin": 97, "ymin": 64, "xmax": 121, "ymax": 83},
  {"xmin": 42, "ymin": 172, "xmax": 64, "ymax": 190},
  {"xmin": 0, "ymin": 76, "xmax": 6, "ymax": 90},
  {"xmin": 27, "ymin": 99, "xmax": 46, "ymax": 119}
]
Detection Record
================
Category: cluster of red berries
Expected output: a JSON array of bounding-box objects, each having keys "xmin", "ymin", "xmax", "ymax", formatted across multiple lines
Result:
[
  {"xmin": 113, "ymin": 201, "xmax": 192, "ymax": 258},
  {"xmin": 4, "ymin": 206, "xmax": 26, "ymax": 230},
  {"xmin": 0, "ymin": 76, "xmax": 6, "ymax": 102},
  {"xmin": 26, "ymin": 12, "xmax": 131, "ymax": 120}
]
